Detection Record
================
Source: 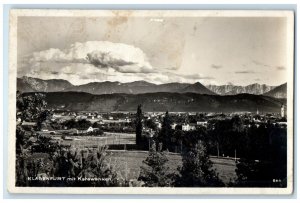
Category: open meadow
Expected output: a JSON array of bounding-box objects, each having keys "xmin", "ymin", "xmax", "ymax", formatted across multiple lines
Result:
[
  {"xmin": 28, "ymin": 149, "xmax": 237, "ymax": 185},
  {"xmin": 41, "ymin": 132, "xmax": 136, "ymax": 148},
  {"xmin": 108, "ymin": 150, "xmax": 237, "ymax": 184},
  {"xmin": 35, "ymin": 132, "xmax": 237, "ymax": 184}
]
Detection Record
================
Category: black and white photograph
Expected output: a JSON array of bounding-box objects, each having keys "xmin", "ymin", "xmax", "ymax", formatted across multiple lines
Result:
[{"xmin": 7, "ymin": 10, "xmax": 294, "ymax": 194}]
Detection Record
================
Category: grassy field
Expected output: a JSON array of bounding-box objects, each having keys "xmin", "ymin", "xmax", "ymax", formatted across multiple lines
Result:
[
  {"xmin": 45, "ymin": 132, "xmax": 136, "ymax": 148},
  {"xmin": 28, "ymin": 149, "xmax": 237, "ymax": 185},
  {"xmin": 107, "ymin": 150, "xmax": 237, "ymax": 184},
  {"xmin": 29, "ymin": 132, "xmax": 237, "ymax": 185}
]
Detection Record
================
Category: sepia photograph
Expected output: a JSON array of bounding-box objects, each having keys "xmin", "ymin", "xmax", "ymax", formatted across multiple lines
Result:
[{"xmin": 7, "ymin": 9, "xmax": 294, "ymax": 194}]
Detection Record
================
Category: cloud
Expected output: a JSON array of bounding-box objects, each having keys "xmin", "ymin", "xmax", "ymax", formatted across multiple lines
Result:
[
  {"xmin": 148, "ymin": 71, "xmax": 215, "ymax": 84},
  {"xmin": 86, "ymin": 51, "xmax": 153, "ymax": 73},
  {"xmin": 252, "ymin": 60, "xmax": 270, "ymax": 68},
  {"xmin": 18, "ymin": 41, "xmax": 215, "ymax": 85},
  {"xmin": 24, "ymin": 41, "xmax": 155, "ymax": 74},
  {"xmin": 211, "ymin": 64, "xmax": 222, "ymax": 69},
  {"xmin": 51, "ymin": 71, "xmax": 59, "ymax": 75},
  {"xmin": 235, "ymin": 70, "xmax": 255, "ymax": 74},
  {"xmin": 277, "ymin": 66, "xmax": 286, "ymax": 70},
  {"xmin": 177, "ymin": 73, "xmax": 214, "ymax": 80}
]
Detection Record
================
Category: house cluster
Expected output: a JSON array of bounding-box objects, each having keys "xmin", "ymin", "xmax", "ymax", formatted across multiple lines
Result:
[
  {"xmin": 51, "ymin": 111, "xmax": 103, "ymax": 123},
  {"xmin": 50, "ymin": 111, "xmax": 134, "ymax": 124},
  {"xmin": 170, "ymin": 121, "xmax": 208, "ymax": 131}
]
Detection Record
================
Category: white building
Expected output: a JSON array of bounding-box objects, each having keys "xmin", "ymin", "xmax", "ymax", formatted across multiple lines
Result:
[
  {"xmin": 155, "ymin": 122, "xmax": 162, "ymax": 129},
  {"xmin": 182, "ymin": 124, "xmax": 196, "ymax": 131},
  {"xmin": 196, "ymin": 121, "xmax": 208, "ymax": 127},
  {"xmin": 281, "ymin": 105, "xmax": 285, "ymax": 118},
  {"xmin": 86, "ymin": 126, "xmax": 99, "ymax": 133}
]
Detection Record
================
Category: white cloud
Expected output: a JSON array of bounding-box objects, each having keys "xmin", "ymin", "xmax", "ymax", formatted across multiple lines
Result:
[
  {"xmin": 25, "ymin": 41, "xmax": 154, "ymax": 73},
  {"xmin": 19, "ymin": 41, "xmax": 214, "ymax": 85}
]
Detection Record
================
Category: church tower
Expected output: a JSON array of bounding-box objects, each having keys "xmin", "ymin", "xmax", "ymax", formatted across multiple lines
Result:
[{"xmin": 281, "ymin": 105, "xmax": 285, "ymax": 118}]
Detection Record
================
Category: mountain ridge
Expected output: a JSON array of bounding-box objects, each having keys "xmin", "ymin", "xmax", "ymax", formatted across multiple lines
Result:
[
  {"xmin": 17, "ymin": 76, "xmax": 286, "ymax": 98},
  {"xmin": 207, "ymin": 83, "xmax": 276, "ymax": 95}
]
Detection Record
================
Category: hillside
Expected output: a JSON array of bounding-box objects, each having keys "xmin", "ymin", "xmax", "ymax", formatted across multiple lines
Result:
[
  {"xmin": 17, "ymin": 76, "xmax": 73, "ymax": 92},
  {"xmin": 22, "ymin": 92, "xmax": 285, "ymax": 113},
  {"xmin": 263, "ymin": 83, "xmax": 287, "ymax": 98}
]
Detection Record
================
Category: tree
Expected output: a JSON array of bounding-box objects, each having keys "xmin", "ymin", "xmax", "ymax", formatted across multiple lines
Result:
[
  {"xmin": 32, "ymin": 136, "xmax": 59, "ymax": 155},
  {"xmin": 16, "ymin": 93, "xmax": 50, "ymax": 186},
  {"xmin": 63, "ymin": 119, "xmax": 92, "ymax": 130},
  {"xmin": 16, "ymin": 93, "xmax": 49, "ymax": 153},
  {"xmin": 138, "ymin": 143, "xmax": 174, "ymax": 187},
  {"xmin": 144, "ymin": 118, "xmax": 157, "ymax": 131},
  {"xmin": 158, "ymin": 111, "xmax": 172, "ymax": 150},
  {"xmin": 52, "ymin": 146, "xmax": 118, "ymax": 186},
  {"xmin": 234, "ymin": 124, "xmax": 287, "ymax": 187},
  {"xmin": 135, "ymin": 104, "xmax": 143, "ymax": 146},
  {"xmin": 16, "ymin": 125, "xmax": 30, "ymax": 154},
  {"xmin": 76, "ymin": 146, "xmax": 118, "ymax": 186},
  {"xmin": 176, "ymin": 141, "xmax": 224, "ymax": 187},
  {"xmin": 17, "ymin": 93, "xmax": 48, "ymax": 124},
  {"xmin": 77, "ymin": 119, "xmax": 92, "ymax": 130}
]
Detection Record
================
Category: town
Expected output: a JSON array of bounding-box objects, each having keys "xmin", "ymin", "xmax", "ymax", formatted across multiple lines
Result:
[{"xmin": 17, "ymin": 105, "xmax": 287, "ymax": 156}]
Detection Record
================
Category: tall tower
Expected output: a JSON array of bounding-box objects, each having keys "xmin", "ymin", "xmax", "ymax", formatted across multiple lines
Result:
[{"xmin": 281, "ymin": 105, "xmax": 285, "ymax": 118}]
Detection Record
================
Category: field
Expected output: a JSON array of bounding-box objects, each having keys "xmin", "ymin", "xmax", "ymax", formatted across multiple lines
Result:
[
  {"xmin": 28, "ymin": 150, "xmax": 237, "ymax": 185},
  {"xmin": 42, "ymin": 132, "xmax": 136, "ymax": 148},
  {"xmin": 36, "ymin": 132, "xmax": 237, "ymax": 184},
  {"xmin": 107, "ymin": 150, "xmax": 237, "ymax": 184}
]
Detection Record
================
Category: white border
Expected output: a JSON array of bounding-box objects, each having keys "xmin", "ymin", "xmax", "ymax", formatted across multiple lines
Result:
[{"xmin": 7, "ymin": 9, "xmax": 295, "ymax": 195}]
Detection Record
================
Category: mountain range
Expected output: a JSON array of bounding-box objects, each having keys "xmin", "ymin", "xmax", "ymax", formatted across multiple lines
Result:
[
  {"xmin": 207, "ymin": 83, "xmax": 275, "ymax": 95},
  {"xmin": 17, "ymin": 76, "xmax": 287, "ymax": 98}
]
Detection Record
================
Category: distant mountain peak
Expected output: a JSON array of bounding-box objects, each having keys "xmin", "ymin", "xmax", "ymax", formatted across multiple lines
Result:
[
  {"xmin": 263, "ymin": 83, "xmax": 287, "ymax": 98},
  {"xmin": 207, "ymin": 83, "xmax": 277, "ymax": 96},
  {"xmin": 193, "ymin": 82, "xmax": 206, "ymax": 86},
  {"xmin": 180, "ymin": 82, "xmax": 215, "ymax": 95}
]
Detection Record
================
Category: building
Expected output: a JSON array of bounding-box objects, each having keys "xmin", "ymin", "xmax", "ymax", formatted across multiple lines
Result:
[
  {"xmin": 21, "ymin": 121, "xmax": 37, "ymax": 130},
  {"xmin": 155, "ymin": 122, "xmax": 162, "ymax": 129},
  {"xmin": 171, "ymin": 123, "xmax": 177, "ymax": 130},
  {"xmin": 196, "ymin": 121, "xmax": 208, "ymax": 127},
  {"xmin": 86, "ymin": 126, "xmax": 99, "ymax": 133},
  {"xmin": 182, "ymin": 124, "xmax": 196, "ymax": 131},
  {"xmin": 281, "ymin": 105, "xmax": 285, "ymax": 118}
]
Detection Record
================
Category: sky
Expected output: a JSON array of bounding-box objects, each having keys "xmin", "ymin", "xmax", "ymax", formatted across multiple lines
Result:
[{"xmin": 17, "ymin": 15, "xmax": 289, "ymax": 86}]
